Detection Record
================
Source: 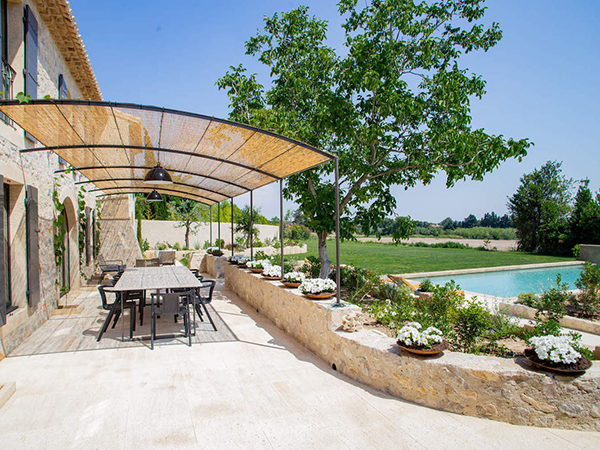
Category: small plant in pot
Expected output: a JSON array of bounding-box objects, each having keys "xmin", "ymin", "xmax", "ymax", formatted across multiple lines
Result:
[
  {"xmin": 524, "ymin": 334, "xmax": 592, "ymax": 374},
  {"xmin": 207, "ymin": 247, "xmax": 223, "ymax": 257},
  {"xmin": 262, "ymin": 264, "xmax": 282, "ymax": 280},
  {"xmin": 299, "ymin": 278, "xmax": 337, "ymax": 299},
  {"xmin": 396, "ymin": 322, "xmax": 447, "ymax": 355},
  {"xmin": 282, "ymin": 271, "xmax": 305, "ymax": 288}
]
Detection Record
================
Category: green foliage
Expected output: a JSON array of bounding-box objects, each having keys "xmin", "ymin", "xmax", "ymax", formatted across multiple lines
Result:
[
  {"xmin": 52, "ymin": 175, "xmax": 67, "ymax": 267},
  {"xmin": 416, "ymin": 281, "xmax": 462, "ymax": 333},
  {"xmin": 254, "ymin": 250, "xmax": 267, "ymax": 260},
  {"xmin": 418, "ymin": 278, "xmax": 434, "ymax": 293},
  {"xmin": 234, "ymin": 205, "xmax": 261, "ymax": 248},
  {"xmin": 77, "ymin": 187, "xmax": 87, "ymax": 275},
  {"xmin": 568, "ymin": 179, "xmax": 600, "ymax": 248},
  {"xmin": 180, "ymin": 252, "xmax": 192, "ymax": 268},
  {"xmin": 169, "ymin": 198, "xmax": 208, "ymax": 249},
  {"xmin": 517, "ymin": 292, "xmax": 540, "ymax": 308},
  {"xmin": 16, "ymin": 91, "xmax": 31, "ymax": 103},
  {"xmin": 218, "ymin": 0, "xmax": 530, "ymax": 278},
  {"xmin": 573, "ymin": 262, "xmax": 600, "ymax": 318},
  {"xmin": 451, "ymin": 299, "xmax": 491, "ymax": 351},
  {"xmin": 524, "ymin": 274, "xmax": 570, "ymax": 337},
  {"xmin": 508, "ymin": 161, "xmax": 574, "ymax": 255},
  {"xmin": 301, "ymin": 255, "xmax": 322, "ymax": 279},
  {"xmin": 214, "ymin": 238, "xmax": 225, "ymax": 248},
  {"xmin": 285, "ymin": 223, "xmax": 311, "ymax": 241},
  {"xmin": 140, "ymin": 238, "xmax": 150, "ymax": 253},
  {"xmin": 156, "ymin": 242, "xmax": 167, "ymax": 251},
  {"xmin": 172, "ymin": 242, "xmax": 182, "ymax": 251}
]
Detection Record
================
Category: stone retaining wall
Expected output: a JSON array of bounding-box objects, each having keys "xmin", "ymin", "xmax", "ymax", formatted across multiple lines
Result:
[
  {"xmin": 580, "ymin": 245, "xmax": 600, "ymax": 265},
  {"xmin": 219, "ymin": 257, "xmax": 600, "ymax": 431}
]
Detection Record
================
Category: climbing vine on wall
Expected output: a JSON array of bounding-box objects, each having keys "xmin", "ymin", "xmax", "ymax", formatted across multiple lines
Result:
[
  {"xmin": 52, "ymin": 171, "xmax": 68, "ymax": 266},
  {"xmin": 77, "ymin": 187, "xmax": 88, "ymax": 277}
]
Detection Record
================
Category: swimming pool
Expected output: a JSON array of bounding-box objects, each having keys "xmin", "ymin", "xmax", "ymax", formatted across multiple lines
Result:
[{"xmin": 411, "ymin": 264, "xmax": 584, "ymax": 298}]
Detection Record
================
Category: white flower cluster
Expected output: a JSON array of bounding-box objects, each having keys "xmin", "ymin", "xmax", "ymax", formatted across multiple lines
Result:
[
  {"xmin": 207, "ymin": 247, "xmax": 220, "ymax": 253},
  {"xmin": 284, "ymin": 271, "xmax": 305, "ymax": 283},
  {"xmin": 529, "ymin": 335, "xmax": 582, "ymax": 365},
  {"xmin": 299, "ymin": 278, "xmax": 337, "ymax": 294},
  {"xmin": 247, "ymin": 259, "xmax": 271, "ymax": 269},
  {"xmin": 397, "ymin": 322, "xmax": 443, "ymax": 347},
  {"xmin": 263, "ymin": 265, "xmax": 282, "ymax": 277}
]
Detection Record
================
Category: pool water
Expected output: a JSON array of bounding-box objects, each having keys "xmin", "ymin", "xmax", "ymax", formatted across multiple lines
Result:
[{"xmin": 412, "ymin": 264, "xmax": 584, "ymax": 298}]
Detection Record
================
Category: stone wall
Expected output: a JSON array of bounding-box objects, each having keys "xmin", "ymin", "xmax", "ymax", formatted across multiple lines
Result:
[
  {"xmin": 98, "ymin": 196, "xmax": 142, "ymax": 269},
  {"xmin": 221, "ymin": 258, "xmax": 600, "ymax": 431},
  {"xmin": 142, "ymin": 220, "xmax": 280, "ymax": 248},
  {"xmin": 580, "ymin": 245, "xmax": 600, "ymax": 265}
]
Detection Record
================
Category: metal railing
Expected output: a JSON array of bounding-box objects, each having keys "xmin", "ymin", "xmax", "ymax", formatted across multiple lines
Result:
[{"xmin": 1, "ymin": 57, "xmax": 15, "ymax": 125}]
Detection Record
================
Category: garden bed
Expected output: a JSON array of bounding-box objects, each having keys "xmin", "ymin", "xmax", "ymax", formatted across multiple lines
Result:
[{"xmin": 222, "ymin": 260, "xmax": 600, "ymax": 431}]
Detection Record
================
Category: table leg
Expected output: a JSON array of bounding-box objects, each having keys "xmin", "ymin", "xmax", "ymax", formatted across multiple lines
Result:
[{"xmin": 121, "ymin": 291, "xmax": 125, "ymax": 341}]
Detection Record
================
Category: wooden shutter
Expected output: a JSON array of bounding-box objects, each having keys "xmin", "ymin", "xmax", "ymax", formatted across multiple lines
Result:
[
  {"xmin": 26, "ymin": 185, "xmax": 40, "ymax": 309},
  {"xmin": 0, "ymin": 175, "xmax": 5, "ymax": 327},
  {"xmin": 24, "ymin": 5, "xmax": 38, "ymax": 99},
  {"xmin": 85, "ymin": 206, "xmax": 91, "ymax": 264}
]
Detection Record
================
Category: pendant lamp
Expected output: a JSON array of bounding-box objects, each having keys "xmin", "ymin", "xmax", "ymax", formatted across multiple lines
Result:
[
  {"xmin": 146, "ymin": 189, "xmax": 163, "ymax": 202},
  {"xmin": 144, "ymin": 164, "xmax": 173, "ymax": 185}
]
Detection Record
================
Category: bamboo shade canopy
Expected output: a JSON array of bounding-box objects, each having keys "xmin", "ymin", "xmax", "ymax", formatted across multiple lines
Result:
[{"xmin": 0, "ymin": 100, "xmax": 334, "ymax": 205}]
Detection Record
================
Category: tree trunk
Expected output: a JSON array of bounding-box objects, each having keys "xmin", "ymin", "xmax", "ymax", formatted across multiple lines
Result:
[
  {"xmin": 185, "ymin": 225, "xmax": 190, "ymax": 249},
  {"xmin": 317, "ymin": 230, "xmax": 331, "ymax": 279}
]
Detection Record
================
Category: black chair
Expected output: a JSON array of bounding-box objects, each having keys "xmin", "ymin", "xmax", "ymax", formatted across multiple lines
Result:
[
  {"xmin": 150, "ymin": 292, "xmax": 193, "ymax": 349},
  {"xmin": 98, "ymin": 255, "xmax": 126, "ymax": 281},
  {"xmin": 192, "ymin": 280, "xmax": 217, "ymax": 331},
  {"xmin": 97, "ymin": 286, "xmax": 137, "ymax": 341}
]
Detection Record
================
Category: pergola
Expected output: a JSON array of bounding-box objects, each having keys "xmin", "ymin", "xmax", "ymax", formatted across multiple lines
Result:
[{"xmin": 0, "ymin": 99, "xmax": 342, "ymax": 304}]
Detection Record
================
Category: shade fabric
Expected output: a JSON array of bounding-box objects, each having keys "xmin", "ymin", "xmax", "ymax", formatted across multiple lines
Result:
[{"xmin": 0, "ymin": 100, "xmax": 333, "ymax": 205}]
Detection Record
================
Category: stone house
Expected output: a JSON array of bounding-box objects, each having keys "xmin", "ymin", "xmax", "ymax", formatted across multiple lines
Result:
[{"xmin": 0, "ymin": 0, "xmax": 106, "ymax": 356}]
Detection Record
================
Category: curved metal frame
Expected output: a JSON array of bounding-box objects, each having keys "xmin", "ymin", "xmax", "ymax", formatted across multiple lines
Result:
[
  {"xmin": 91, "ymin": 186, "xmax": 217, "ymax": 205},
  {"xmin": 96, "ymin": 191, "xmax": 212, "ymax": 206}
]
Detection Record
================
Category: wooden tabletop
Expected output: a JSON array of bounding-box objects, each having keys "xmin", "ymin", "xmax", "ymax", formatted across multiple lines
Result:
[{"xmin": 114, "ymin": 266, "xmax": 201, "ymax": 291}]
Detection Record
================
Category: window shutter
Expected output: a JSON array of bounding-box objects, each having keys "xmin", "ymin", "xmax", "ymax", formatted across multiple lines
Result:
[
  {"xmin": 0, "ymin": 174, "xmax": 6, "ymax": 327},
  {"xmin": 85, "ymin": 206, "xmax": 91, "ymax": 264},
  {"xmin": 24, "ymin": 5, "xmax": 38, "ymax": 99},
  {"xmin": 58, "ymin": 74, "xmax": 67, "ymax": 100},
  {"xmin": 26, "ymin": 185, "xmax": 40, "ymax": 309}
]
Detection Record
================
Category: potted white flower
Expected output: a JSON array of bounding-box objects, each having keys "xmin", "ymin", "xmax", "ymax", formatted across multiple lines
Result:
[
  {"xmin": 396, "ymin": 322, "xmax": 447, "ymax": 355},
  {"xmin": 247, "ymin": 259, "xmax": 270, "ymax": 273},
  {"xmin": 299, "ymin": 278, "xmax": 337, "ymax": 299},
  {"xmin": 525, "ymin": 335, "xmax": 592, "ymax": 374},
  {"xmin": 282, "ymin": 271, "xmax": 305, "ymax": 288},
  {"xmin": 262, "ymin": 265, "xmax": 282, "ymax": 280}
]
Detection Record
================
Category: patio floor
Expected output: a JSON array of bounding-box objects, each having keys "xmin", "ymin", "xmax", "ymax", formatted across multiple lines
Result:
[{"xmin": 0, "ymin": 279, "xmax": 598, "ymax": 449}]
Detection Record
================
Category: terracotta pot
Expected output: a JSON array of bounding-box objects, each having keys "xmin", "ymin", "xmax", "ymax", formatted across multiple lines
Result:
[
  {"xmin": 249, "ymin": 268, "xmax": 263, "ymax": 273},
  {"xmin": 262, "ymin": 275, "xmax": 282, "ymax": 280},
  {"xmin": 282, "ymin": 281, "xmax": 301, "ymax": 288},
  {"xmin": 397, "ymin": 341, "xmax": 448, "ymax": 356},
  {"xmin": 304, "ymin": 291, "xmax": 336, "ymax": 300}
]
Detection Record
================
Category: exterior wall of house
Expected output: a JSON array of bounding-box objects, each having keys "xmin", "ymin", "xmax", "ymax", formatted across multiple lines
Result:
[{"xmin": 0, "ymin": 1, "xmax": 99, "ymax": 356}]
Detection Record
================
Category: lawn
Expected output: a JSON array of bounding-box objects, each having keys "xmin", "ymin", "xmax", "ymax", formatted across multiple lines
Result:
[{"xmin": 292, "ymin": 239, "xmax": 574, "ymax": 275}]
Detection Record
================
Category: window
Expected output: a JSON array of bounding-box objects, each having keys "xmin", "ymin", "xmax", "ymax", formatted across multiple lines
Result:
[
  {"xmin": 23, "ymin": 5, "xmax": 38, "ymax": 99},
  {"xmin": 0, "ymin": 0, "xmax": 14, "ymax": 125}
]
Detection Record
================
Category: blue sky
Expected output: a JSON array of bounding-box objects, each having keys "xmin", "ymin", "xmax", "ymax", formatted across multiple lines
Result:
[{"xmin": 69, "ymin": 0, "xmax": 600, "ymax": 223}]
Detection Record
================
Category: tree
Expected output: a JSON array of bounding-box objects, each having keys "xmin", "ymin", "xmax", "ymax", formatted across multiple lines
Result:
[
  {"xmin": 569, "ymin": 179, "xmax": 600, "ymax": 247},
  {"xmin": 217, "ymin": 1, "xmax": 531, "ymax": 277},
  {"xmin": 168, "ymin": 198, "xmax": 209, "ymax": 248},
  {"xmin": 235, "ymin": 205, "xmax": 261, "ymax": 248},
  {"xmin": 461, "ymin": 214, "xmax": 479, "ymax": 229},
  {"xmin": 507, "ymin": 161, "xmax": 573, "ymax": 254},
  {"xmin": 440, "ymin": 217, "xmax": 456, "ymax": 231}
]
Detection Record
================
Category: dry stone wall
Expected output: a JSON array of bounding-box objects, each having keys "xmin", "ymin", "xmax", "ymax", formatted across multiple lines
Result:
[{"xmin": 219, "ymin": 258, "xmax": 600, "ymax": 431}]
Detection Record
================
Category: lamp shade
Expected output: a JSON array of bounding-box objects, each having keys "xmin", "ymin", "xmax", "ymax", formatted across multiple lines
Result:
[
  {"xmin": 144, "ymin": 164, "xmax": 173, "ymax": 184},
  {"xmin": 146, "ymin": 189, "xmax": 163, "ymax": 202}
]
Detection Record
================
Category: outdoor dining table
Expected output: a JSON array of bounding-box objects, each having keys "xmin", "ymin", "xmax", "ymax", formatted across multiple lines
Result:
[{"xmin": 113, "ymin": 266, "xmax": 202, "ymax": 344}]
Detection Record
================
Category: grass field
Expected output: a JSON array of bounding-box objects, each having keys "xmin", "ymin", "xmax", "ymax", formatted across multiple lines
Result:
[{"xmin": 292, "ymin": 239, "xmax": 573, "ymax": 275}]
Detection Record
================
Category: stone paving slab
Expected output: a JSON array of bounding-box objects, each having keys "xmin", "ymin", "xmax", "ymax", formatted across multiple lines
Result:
[{"xmin": 0, "ymin": 280, "xmax": 598, "ymax": 449}]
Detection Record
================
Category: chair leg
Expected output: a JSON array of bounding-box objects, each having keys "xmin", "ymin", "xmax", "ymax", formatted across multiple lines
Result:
[
  {"xmin": 195, "ymin": 304, "xmax": 204, "ymax": 321},
  {"xmin": 202, "ymin": 303, "xmax": 217, "ymax": 331},
  {"xmin": 111, "ymin": 310, "xmax": 121, "ymax": 328},
  {"xmin": 139, "ymin": 298, "xmax": 145, "ymax": 326},
  {"xmin": 97, "ymin": 308, "xmax": 115, "ymax": 342},
  {"xmin": 130, "ymin": 307, "xmax": 136, "ymax": 339},
  {"xmin": 187, "ymin": 312, "xmax": 192, "ymax": 347}
]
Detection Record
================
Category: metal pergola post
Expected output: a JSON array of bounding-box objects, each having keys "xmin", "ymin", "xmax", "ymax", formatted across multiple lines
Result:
[
  {"xmin": 250, "ymin": 190, "xmax": 254, "ymax": 260},
  {"xmin": 335, "ymin": 158, "xmax": 341, "ymax": 306},
  {"xmin": 217, "ymin": 202, "xmax": 221, "ymax": 249},
  {"xmin": 209, "ymin": 205, "xmax": 213, "ymax": 247},
  {"xmin": 280, "ymin": 179, "xmax": 284, "ymax": 279},
  {"xmin": 231, "ymin": 198, "xmax": 234, "ymax": 257}
]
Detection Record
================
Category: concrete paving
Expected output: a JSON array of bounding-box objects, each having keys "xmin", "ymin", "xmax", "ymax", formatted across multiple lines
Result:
[{"xmin": 0, "ymin": 282, "xmax": 598, "ymax": 449}]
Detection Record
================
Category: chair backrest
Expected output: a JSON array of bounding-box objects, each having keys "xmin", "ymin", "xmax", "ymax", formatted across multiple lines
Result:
[
  {"xmin": 199, "ymin": 280, "xmax": 216, "ymax": 303},
  {"xmin": 152, "ymin": 293, "xmax": 189, "ymax": 315},
  {"xmin": 159, "ymin": 250, "xmax": 176, "ymax": 264},
  {"xmin": 98, "ymin": 254, "xmax": 106, "ymax": 266},
  {"xmin": 98, "ymin": 285, "xmax": 116, "ymax": 310}
]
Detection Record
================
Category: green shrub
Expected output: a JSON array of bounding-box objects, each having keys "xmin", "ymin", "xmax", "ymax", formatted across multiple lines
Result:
[
  {"xmin": 527, "ymin": 274, "xmax": 569, "ymax": 337},
  {"xmin": 193, "ymin": 242, "xmax": 201, "ymax": 250},
  {"xmin": 369, "ymin": 297, "xmax": 415, "ymax": 330},
  {"xmin": 419, "ymin": 278, "xmax": 434, "ymax": 293},
  {"xmin": 486, "ymin": 312, "xmax": 520, "ymax": 341},
  {"xmin": 302, "ymin": 255, "xmax": 322, "ymax": 279},
  {"xmin": 215, "ymin": 238, "xmax": 225, "ymax": 248},
  {"xmin": 517, "ymin": 292, "xmax": 539, "ymax": 308},
  {"xmin": 140, "ymin": 238, "xmax": 150, "ymax": 253},
  {"xmin": 202, "ymin": 240, "xmax": 211, "ymax": 249},
  {"xmin": 172, "ymin": 242, "xmax": 182, "ymax": 251},
  {"xmin": 157, "ymin": 242, "xmax": 167, "ymax": 250},
  {"xmin": 254, "ymin": 250, "xmax": 267, "ymax": 260},
  {"xmin": 451, "ymin": 298, "xmax": 491, "ymax": 351},
  {"xmin": 573, "ymin": 262, "xmax": 600, "ymax": 318}
]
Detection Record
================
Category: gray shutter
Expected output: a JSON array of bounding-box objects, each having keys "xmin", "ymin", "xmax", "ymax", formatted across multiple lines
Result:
[
  {"xmin": 0, "ymin": 175, "xmax": 6, "ymax": 327},
  {"xmin": 26, "ymin": 185, "xmax": 40, "ymax": 309},
  {"xmin": 85, "ymin": 206, "xmax": 91, "ymax": 264},
  {"xmin": 24, "ymin": 5, "xmax": 38, "ymax": 99}
]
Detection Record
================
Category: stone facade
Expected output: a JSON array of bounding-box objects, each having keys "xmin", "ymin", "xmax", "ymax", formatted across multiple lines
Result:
[
  {"xmin": 220, "ymin": 258, "xmax": 600, "ymax": 431},
  {"xmin": 580, "ymin": 245, "xmax": 600, "ymax": 265}
]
